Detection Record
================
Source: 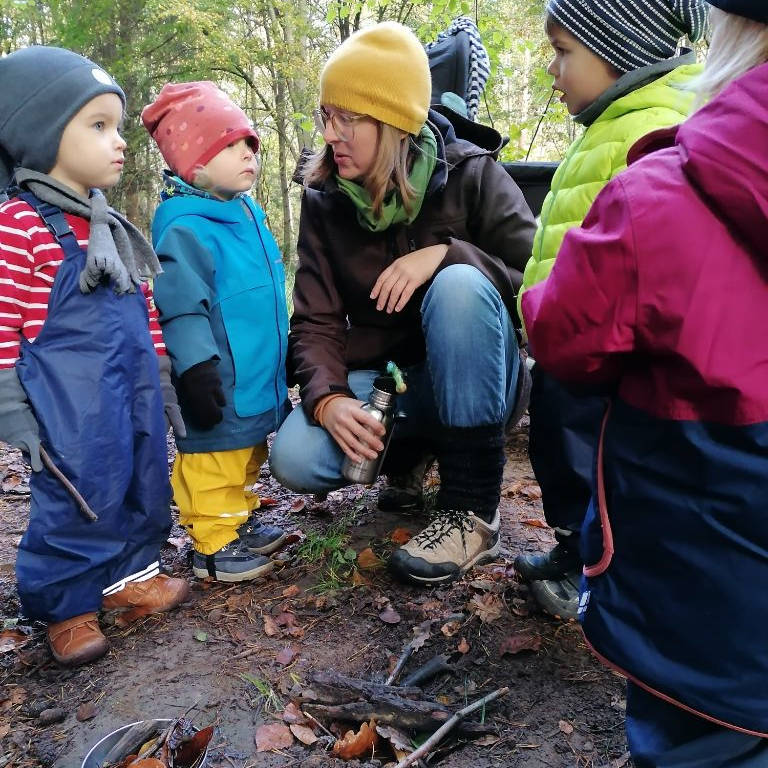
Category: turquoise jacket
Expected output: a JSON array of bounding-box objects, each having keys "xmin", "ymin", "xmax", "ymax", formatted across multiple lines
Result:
[
  {"xmin": 518, "ymin": 57, "xmax": 701, "ymax": 323},
  {"xmin": 152, "ymin": 173, "xmax": 290, "ymax": 453}
]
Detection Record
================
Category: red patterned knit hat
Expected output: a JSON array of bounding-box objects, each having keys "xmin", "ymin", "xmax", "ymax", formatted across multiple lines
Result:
[{"xmin": 141, "ymin": 81, "xmax": 259, "ymax": 182}]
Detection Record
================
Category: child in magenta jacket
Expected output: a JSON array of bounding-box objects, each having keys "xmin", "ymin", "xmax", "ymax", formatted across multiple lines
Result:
[{"xmin": 523, "ymin": 2, "xmax": 768, "ymax": 764}]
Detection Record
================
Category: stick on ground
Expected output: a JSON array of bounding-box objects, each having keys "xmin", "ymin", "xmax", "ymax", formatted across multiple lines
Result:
[{"xmin": 392, "ymin": 686, "xmax": 510, "ymax": 768}]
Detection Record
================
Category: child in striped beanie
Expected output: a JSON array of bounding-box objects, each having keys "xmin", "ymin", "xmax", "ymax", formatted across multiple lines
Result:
[{"xmin": 513, "ymin": 0, "xmax": 708, "ymax": 621}]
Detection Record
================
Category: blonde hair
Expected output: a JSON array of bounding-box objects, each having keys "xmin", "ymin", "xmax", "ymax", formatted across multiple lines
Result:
[
  {"xmin": 695, "ymin": 8, "xmax": 768, "ymax": 106},
  {"xmin": 303, "ymin": 120, "xmax": 416, "ymax": 218}
]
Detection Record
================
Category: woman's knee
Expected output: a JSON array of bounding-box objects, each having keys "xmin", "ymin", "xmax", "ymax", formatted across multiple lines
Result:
[{"xmin": 423, "ymin": 264, "xmax": 502, "ymax": 319}]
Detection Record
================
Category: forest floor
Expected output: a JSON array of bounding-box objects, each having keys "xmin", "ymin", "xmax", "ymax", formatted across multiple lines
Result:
[{"xmin": 0, "ymin": 416, "xmax": 632, "ymax": 768}]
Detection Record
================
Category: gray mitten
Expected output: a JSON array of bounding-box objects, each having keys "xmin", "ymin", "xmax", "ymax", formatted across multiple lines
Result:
[
  {"xmin": 0, "ymin": 367, "xmax": 42, "ymax": 471},
  {"xmin": 157, "ymin": 355, "xmax": 187, "ymax": 439}
]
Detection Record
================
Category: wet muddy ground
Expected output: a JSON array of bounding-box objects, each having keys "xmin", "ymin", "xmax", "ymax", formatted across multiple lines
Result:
[{"xmin": 0, "ymin": 418, "xmax": 631, "ymax": 768}]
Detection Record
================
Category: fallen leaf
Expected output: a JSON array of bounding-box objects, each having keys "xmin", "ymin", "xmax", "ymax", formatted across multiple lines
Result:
[
  {"xmin": 475, "ymin": 734, "xmax": 501, "ymax": 746},
  {"xmin": 352, "ymin": 570, "xmax": 371, "ymax": 587},
  {"xmin": 174, "ymin": 726, "xmax": 215, "ymax": 768},
  {"xmin": 376, "ymin": 724, "xmax": 411, "ymax": 752},
  {"xmin": 275, "ymin": 611, "xmax": 304, "ymax": 638},
  {"xmin": 468, "ymin": 593, "xmax": 505, "ymax": 624},
  {"xmin": 290, "ymin": 498, "xmax": 307, "ymax": 513},
  {"xmin": 258, "ymin": 497, "xmax": 278, "ymax": 507},
  {"xmin": 521, "ymin": 485, "xmax": 543, "ymax": 500},
  {"xmin": 559, "ymin": 720, "xmax": 574, "ymax": 735},
  {"xmin": 390, "ymin": 528, "xmax": 413, "ymax": 545},
  {"xmin": 520, "ymin": 518, "xmax": 547, "ymax": 528},
  {"xmin": 0, "ymin": 723, "xmax": 10, "ymax": 740},
  {"xmin": 255, "ymin": 722, "xmax": 294, "ymax": 752},
  {"xmin": 76, "ymin": 701, "xmax": 97, "ymax": 722},
  {"xmin": 501, "ymin": 481, "xmax": 523, "ymax": 497},
  {"xmin": 511, "ymin": 597, "xmax": 530, "ymax": 617},
  {"xmin": 357, "ymin": 547, "xmax": 383, "ymax": 570},
  {"xmin": 457, "ymin": 637, "xmax": 470, "ymax": 654},
  {"xmin": 226, "ymin": 592, "xmax": 252, "ymax": 611},
  {"xmin": 289, "ymin": 724, "xmax": 318, "ymax": 745},
  {"xmin": 127, "ymin": 760, "xmax": 165, "ymax": 768},
  {"xmin": 281, "ymin": 531, "xmax": 303, "ymax": 546},
  {"xmin": 282, "ymin": 584, "xmax": 301, "ymax": 598},
  {"xmin": 441, "ymin": 620, "xmax": 461, "ymax": 637},
  {"xmin": 379, "ymin": 608, "xmax": 401, "ymax": 624},
  {"xmin": 332, "ymin": 720, "xmax": 378, "ymax": 760},
  {"xmin": 499, "ymin": 632, "xmax": 542, "ymax": 656},
  {"xmin": 411, "ymin": 619, "xmax": 432, "ymax": 650},
  {"xmin": 0, "ymin": 686, "xmax": 26, "ymax": 712},
  {"xmin": 0, "ymin": 629, "xmax": 30, "ymax": 653},
  {"xmin": 276, "ymin": 646, "xmax": 297, "ymax": 666},
  {"xmin": 612, "ymin": 752, "xmax": 631, "ymax": 768},
  {"xmin": 282, "ymin": 702, "xmax": 309, "ymax": 725},
  {"xmin": 193, "ymin": 629, "xmax": 208, "ymax": 643},
  {"xmin": 263, "ymin": 615, "xmax": 280, "ymax": 637}
]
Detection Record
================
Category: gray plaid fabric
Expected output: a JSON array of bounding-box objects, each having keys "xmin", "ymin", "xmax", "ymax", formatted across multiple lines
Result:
[{"xmin": 547, "ymin": 0, "xmax": 709, "ymax": 73}]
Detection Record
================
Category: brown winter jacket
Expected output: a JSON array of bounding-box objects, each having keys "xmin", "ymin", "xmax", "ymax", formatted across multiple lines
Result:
[{"xmin": 290, "ymin": 110, "xmax": 536, "ymax": 417}]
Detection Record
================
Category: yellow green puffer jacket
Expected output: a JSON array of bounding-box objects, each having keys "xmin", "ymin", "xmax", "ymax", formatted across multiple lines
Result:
[{"xmin": 518, "ymin": 62, "xmax": 701, "ymax": 323}]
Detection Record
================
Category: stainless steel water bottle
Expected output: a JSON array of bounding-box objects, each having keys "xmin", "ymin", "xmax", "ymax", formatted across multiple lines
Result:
[{"xmin": 341, "ymin": 375, "xmax": 397, "ymax": 485}]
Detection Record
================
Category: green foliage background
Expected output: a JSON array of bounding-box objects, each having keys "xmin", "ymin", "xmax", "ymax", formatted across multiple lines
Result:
[{"xmin": 1, "ymin": 0, "xmax": 573, "ymax": 265}]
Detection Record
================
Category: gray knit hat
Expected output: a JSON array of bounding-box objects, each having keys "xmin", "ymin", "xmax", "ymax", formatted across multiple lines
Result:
[
  {"xmin": 0, "ymin": 46, "xmax": 125, "ymax": 189},
  {"xmin": 546, "ymin": 0, "xmax": 709, "ymax": 73}
]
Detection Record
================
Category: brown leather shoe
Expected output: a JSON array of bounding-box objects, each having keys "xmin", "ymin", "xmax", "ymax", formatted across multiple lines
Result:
[
  {"xmin": 47, "ymin": 613, "xmax": 108, "ymax": 666},
  {"xmin": 102, "ymin": 574, "xmax": 190, "ymax": 626}
]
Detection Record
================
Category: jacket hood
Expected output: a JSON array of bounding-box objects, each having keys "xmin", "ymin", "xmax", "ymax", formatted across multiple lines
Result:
[
  {"xmin": 152, "ymin": 170, "xmax": 260, "ymax": 241},
  {"xmin": 675, "ymin": 62, "xmax": 768, "ymax": 256}
]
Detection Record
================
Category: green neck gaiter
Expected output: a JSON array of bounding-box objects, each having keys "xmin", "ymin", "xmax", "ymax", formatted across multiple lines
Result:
[{"xmin": 336, "ymin": 123, "xmax": 437, "ymax": 233}]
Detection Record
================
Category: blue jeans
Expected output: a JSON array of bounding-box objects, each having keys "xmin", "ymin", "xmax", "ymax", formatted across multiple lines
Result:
[
  {"xmin": 270, "ymin": 265, "xmax": 520, "ymax": 493},
  {"xmin": 626, "ymin": 683, "xmax": 768, "ymax": 767}
]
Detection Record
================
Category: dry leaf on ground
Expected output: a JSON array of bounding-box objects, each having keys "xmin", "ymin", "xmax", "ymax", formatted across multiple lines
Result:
[
  {"xmin": 379, "ymin": 607, "xmax": 401, "ymax": 624},
  {"xmin": 475, "ymin": 734, "xmax": 501, "ymax": 746},
  {"xmin": 263, "ymin": 615, "xmax": 280, "ymax": 637},
  {"xmin": 282, "ymin": 584, "xmax": 301, "ymax": 598},
  {"xmin": 0, "ymin": 629, "xmax": 30, "ymax": 653},
  {"xmin": 376, "ymin": 724, "xmax": 411, "ymax": 752},
  {"xmin": 499, "ymin": 632, "xmax": 542, "ymax": 656},
  {"xmin": 332, "ymin": 720, "xmax": 378, "ymax": 759},
  {"xmin": 520, "ymin": 518, "xmax": 547, "ymax": 528},
  {"xmin": 76, "ymin": 701, "xmax": 96, "ymax": 722},
  {"xmin": 390, "ymin": 528, "xmax": 413, "ymax": 545},
  {"xmin": 276, "ymin": 646, "xmax": 298, "ymax": 666},
  {"xmin": 468, "ymin": 593, "xmax": 505, "ymax": 623},
  {"xmin": 290, "ymin": 724, "xmax": 318, "ymax": 745},
  {"xmin": 282, "ymin": 702, "xmax": 309, "ymax": 725},
  {"xmin": 357, "ymin": 547, "xmax": 383, "ymax": 570},
  {"xmin": 290, "ymin": 498, "xmax": 307, "ymax": 513},
  {"xmin": 441, "ymin": 620, "xmax": 461, "ymax": 637},
  {"xmin": 255, "ymin": 722, "xmax": 294, "ymax": 752},
  {"xmin": 559, "ymin": 720, "xmax": 574, "ymax": 735},
  {"xmin": 457, "ymin": 637, "xmax": 470, "ymax": 654},
  {"xmin": 352, "ymin": 570, "xmax": 371, "ymax": 586}
]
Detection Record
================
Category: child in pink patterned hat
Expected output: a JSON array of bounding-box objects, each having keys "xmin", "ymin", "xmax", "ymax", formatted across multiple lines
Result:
[{"xmin": 142, "ymin": 82, "xmax": 291, "ymax": 583}]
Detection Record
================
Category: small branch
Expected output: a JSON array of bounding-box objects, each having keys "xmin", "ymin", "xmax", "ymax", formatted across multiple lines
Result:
[
  {"xmin": 40, "ymin": 446, "xmax": 98, "ymax": 522},
  {"xmin": 385, "ymin": 642, "xmax": 414, "ymax": 685},
  {"xmin": 393, "ymin": 687, "xmax": 510, "ymax": 768}
]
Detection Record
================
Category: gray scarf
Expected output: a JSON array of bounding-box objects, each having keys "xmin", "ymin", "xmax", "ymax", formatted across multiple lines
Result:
[{"xmin": 14, "ymin": 168, "xmax": 161, "ymax": 294}]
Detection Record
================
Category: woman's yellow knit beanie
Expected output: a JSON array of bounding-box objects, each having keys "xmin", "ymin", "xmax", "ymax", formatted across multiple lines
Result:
[{"xmin": 320, "ymin": 22, "xmax": 431, "ymax": 136}]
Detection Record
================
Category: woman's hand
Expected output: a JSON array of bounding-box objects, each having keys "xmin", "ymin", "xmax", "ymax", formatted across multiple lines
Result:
[
  {"xmin": 322, "ymin": 397, "xmax": 386, "ymax": 463},
  {"xmin": 370, "ymin": 244, "xmax": 448, "ymax": 313}
]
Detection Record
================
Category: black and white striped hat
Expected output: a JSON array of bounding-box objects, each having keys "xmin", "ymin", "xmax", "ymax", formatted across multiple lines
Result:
[{"xmin": 547, "ymin": 0, "xmax": 709, "ymax": 73}]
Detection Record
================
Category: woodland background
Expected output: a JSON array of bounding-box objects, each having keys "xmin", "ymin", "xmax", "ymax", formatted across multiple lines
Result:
[{"xmin": 0, "ymin": 0, "xmax": 575, "ymax": 269}]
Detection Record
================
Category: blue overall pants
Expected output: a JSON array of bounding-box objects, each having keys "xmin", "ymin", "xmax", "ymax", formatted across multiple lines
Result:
[{"xmin": 14, "ymin": 194, "xmax": 172, "ymax": 623}]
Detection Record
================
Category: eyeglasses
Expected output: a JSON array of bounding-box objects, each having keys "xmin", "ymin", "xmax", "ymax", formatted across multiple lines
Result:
[{"xmin": 313, "ymin": 107, "xmax": 367, "ymax": 142}]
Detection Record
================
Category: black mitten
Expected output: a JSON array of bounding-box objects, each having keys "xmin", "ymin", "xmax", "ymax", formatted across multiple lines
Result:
[{"xmin": 178, "ymin": 360, "xmax": 226, "ymax": 430}]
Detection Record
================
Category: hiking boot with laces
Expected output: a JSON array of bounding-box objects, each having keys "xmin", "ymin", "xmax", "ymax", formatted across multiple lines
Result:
[
  {"xmin": 530, "ymin": 569, "xmax": 581, "ymax": 621},
  {"xmin": 236, "ymin": 517, "xmax": 287, "ymax": 554},
  {"xmin": 378, "ymin": 454, "xmax": 434, "ymax": 513},
  {"xmin": 388, "ymin": 508, "xmax": 500, "ymax": 584},
  {"xmin": 192, "ymin": 539, "xmax": 274, "ymax": 582}
]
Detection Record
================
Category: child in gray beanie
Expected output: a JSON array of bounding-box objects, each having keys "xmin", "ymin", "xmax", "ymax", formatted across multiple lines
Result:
[
  {"xmin": 514, "ymin": 0, "xmax": 708, "ymax": 621},
  {"xmin": 0, "ymin": 46, "xmax": 188, "ymax": 666}
]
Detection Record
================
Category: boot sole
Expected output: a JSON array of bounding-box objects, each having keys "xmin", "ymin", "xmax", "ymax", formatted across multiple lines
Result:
[
  {"xmin": 192, "ymin": 559, "xmax": 274, "ymax": 583},
  {"xmin": 392, "ymin": 540, "xmax": 501, "ymax": 585}
]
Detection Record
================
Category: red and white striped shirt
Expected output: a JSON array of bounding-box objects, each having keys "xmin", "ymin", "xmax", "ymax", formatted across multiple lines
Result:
[{"xmin": 0, "ymin": 197, "xmax": 165, "ymax": 369}]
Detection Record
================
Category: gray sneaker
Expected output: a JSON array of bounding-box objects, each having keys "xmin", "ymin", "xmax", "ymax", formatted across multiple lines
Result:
[
  {"xmin": 378, "ymin": 454, "xmax": 434, "ymax": 512},
  {"xmin": 192, "ymin": 539, "xmax": 274, "ymax": 582},
  {"xmin": 236, "ymin": 518, "xmax": 287, "ymax": 554},
  {"xmin": 388, "ymin": 508, "xmax": 500, "ymax": 584},
  {"xmin": 529, "ymin": 569, "xmax": 581, "ymax": 621}
]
